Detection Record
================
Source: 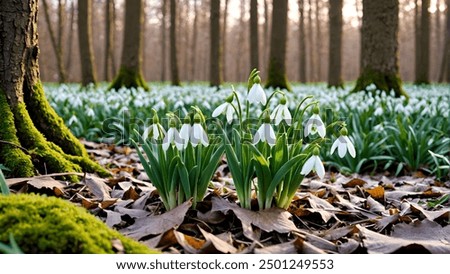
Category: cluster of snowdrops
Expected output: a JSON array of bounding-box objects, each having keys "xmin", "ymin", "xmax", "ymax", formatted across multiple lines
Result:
[{"xmin": 132, "ymin": 70, "xmax": 355, "ymax": 211}]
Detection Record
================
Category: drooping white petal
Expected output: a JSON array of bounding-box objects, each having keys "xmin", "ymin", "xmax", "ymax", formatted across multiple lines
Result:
[
  {"xmin": 267, "ymin": 124, "xmax": 276, "ymax": 146},
  {"xmin": 314, "ymin": 156, "xmax": 325, "ymax": 179},
  {"xmin": 344, "ymin": 136, "xmax": 356, "ymax": 158},
  {"xmin": 180, "ymin": 124, "xmax": 191, "ymax": 141},
  {"xmin": 200, "ymin": 129, "xmax": 209, "ymax": 147},
  {"xmin": 142, "ymin": 126, "xmax": 151, "ymax": 140},
  {"xmin": 226, "ymin": 104, "xmax": 234, "ymax": 123},
  {"xmin": 152, "ymin": 124, "xmax": 160, "ymax": 140},
  {"xmin": 212, "ymin": 102, "xmax": 227, "ymax": 117},
  {"xmin": 247, "ymin": 83, "xmax": 267, "ymax": 105},
  {"xmin": 282, "ymin": 105, "xmax": 292, "ymax": 125},
  {"xmin": 191, "ymin": 123, "xmax": 208, "ymax": 147},
  {"xmin": 300, "ymin": 155, "xmax": 316, "ymax": 175},
  {"xmin": 338, "ymin": 138, "xmax": 347, "ymax": 158},
  {"xmin": 330, "ymin": 138, "xmax": 339, "ymax": 155}
]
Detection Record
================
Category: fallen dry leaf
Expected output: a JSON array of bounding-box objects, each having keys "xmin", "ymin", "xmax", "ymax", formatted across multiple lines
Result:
[
  {"xmin": 343, "ymin": 178, "xmax": 367, "ymax": 188},
  {"xmin": 211, "ymin": 196, "xmax": 299, "ymax": 240},
  {"xmin": 199, "ymin": 227, "xmax": 237, "ymax": 254},
  {"xmin": 122, "ymin": 200, "xmax": 191, "ymax": 240},
  {"xmin": 364, "ymin": 186, "xmax": 385, "ymax": 200},
  {"xmin": 84, "ymin": 175, "xmax": 111, "ymax": 200}
]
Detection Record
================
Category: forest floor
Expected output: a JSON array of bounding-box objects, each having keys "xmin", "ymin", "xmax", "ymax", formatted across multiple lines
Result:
[{"xmin": 5, "ymin": 140, "xmax": 450, "ymax": 254}]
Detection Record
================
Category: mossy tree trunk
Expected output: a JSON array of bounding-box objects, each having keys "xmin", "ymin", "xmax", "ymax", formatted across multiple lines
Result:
[
  {"xmin": 109, "ymin": 0, "xmax": 148, "ymax": 91},
  {"xmin": 0, "ymin": 0, "xmax": 108, "ymax": 179},
  {"xmin": 328, "ymin": 0, "xmax": 344, "ymax": 89},
  {"xmin": 78, "ymin": 0, "xmax": 97, "ymax": 86},
  {"xmin": 104, "ymin": 0, "xmax": 116, "ymax": 81},
  {"xmin": 170, "ymin": 0, "xmax": 181, "ymax": 86},
  {"xmin": 210, "ymin": 0, "xmax": 222, "ymax": 87},
  {"xmin": 266, "ymin": 0, "xmax": 291, "ymax": 91},
  {"xmin": 352, "ymin": 0, "xmax": 408, "ymax": 98}
]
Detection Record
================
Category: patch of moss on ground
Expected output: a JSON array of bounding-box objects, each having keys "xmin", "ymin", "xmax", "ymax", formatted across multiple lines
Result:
[
  {"xmin": 0, "ymin": 194, "xmax": 158, "ymax": 254},
  {"xmin": 352, "ymin": 68, "xmax": 409, "ymax": 99}
]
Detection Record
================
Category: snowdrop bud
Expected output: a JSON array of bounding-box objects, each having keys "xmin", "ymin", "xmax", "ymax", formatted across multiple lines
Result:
[
  {"xmin": 183, "ymin": 115, "xmax": 191, "ymax": 124},
  {"xmin": 339, "ymin": 127, "xmax": 348, "ymax": 136},
  {"xmin": 152, "ymin": 109, "xmax": 159, "ymax": 124},
  {"xmin": 313, "ymin": 105, "xmax": 320, "ymax": 115},
  {"xmin": 169, "ymin": 117, "xmax": 177, "ymax": 128},
  {"xmin": 254, "ymin": 75, "xmax": 261, "ymax": 84},
  {"xmin": 193, "ymin": 113, "xmax": 202, "ymax": 123},
  {"xmin": 313, "ymin": 147, "xmax": 320, "ymax": 156},
  {"xmin": 280, "ymin": 96, "xmax": 287, "ymax": 105},
  {"xmin": 225, "ymin": 94, "xmax": 234, "ymax": 103},
  {"xmin": 263, "ymin": 110, "xmax": 271, "ymax": 124}
]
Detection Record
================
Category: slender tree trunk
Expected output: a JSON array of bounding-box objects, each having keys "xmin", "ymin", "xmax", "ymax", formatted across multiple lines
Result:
[
  {"xmin": 78, "ymin": 0, "xmax": 97, "ymax": 86},
  {"xmin": 210, "ymin": 0, "xmax": 222, "ymax": 87},
  {"xmin": 222, "ymin": 0, "xmax": 229, "ymax": 81},
  {"xmin": 414, "ymin": 0, "xmax": 421, "ymax": 84},
  {"xmin": 315, "ymin": 0, "xmax": 322, "ymax": 81},
  {"xmin": 170, "ymin": 0, "xmax": 180, "ymax": 86},
  {"xmin": 328, "ymin": 0, "xmax": 344, "ymax": 88},
  {"xmin": 0, "ymin": 0, "xmax": 107, "ymax": 178},
  {"xmin": 65, "ymin": 0, "xmax": 75, "ymax": 80},
  {"xmin": 439, "ymin": 0, "xmax": 450, "ymax": 82},
  {"xmin": 435, "ymin": 0, "xmax": 442, "ymax": 81},
  {"xmin": 352, "ymin": 0, "xmax": 407, "ymax": 97},
  {"xmin": 308, "ymin": 0, "xmax": 315, "ymax": 81},
  {"xmin": 236, "ymin": 0, "xmax": 246, "ymax": 80},
  {"xmin": 266, "ymin": 0, "xmax": 290, "ymax": 90},
  {"xmin": 415, "ymin": 0, "xmax": 431, "ymax": 84},
  {"xmin": 250, "ymin": 0, "xmax": 259, "ymax": 71},
  {"xmin": 161, "ymin": 0, "xmax": 167, "ymax": 82},
  {"xmin": 298, "ymin": 0, "xmax": 307, "ymax": 82},
  {"xmin": 110, "ymin": 0, "xmax": 148, "ymax": 90},
  {"xmin": 190, "ymin": 0, "xmax": 198, "ymax": 81},
  {"xmin": 42, "ymin": 0, "xmax": 67, "ymax": 83},
  {"xmin": 104, "ymin": 0, "xmax": 115, "ymax": 81},
  {"xmin": 263, "ymin": 0, "xmax": 270, "ymax": 78}
]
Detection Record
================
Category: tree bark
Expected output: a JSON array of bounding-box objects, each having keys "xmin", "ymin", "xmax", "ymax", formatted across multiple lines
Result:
[
  {"xmin": 65, "ymin": 0, "xmax": 75, "ymax": 79},
  {"xmin": 0, "ymin": 0, "xmax": 107, "ymax": 179},
  {"xmin": 415, "ymin": 0, "xmax": 431, "ymax": 84},
  {"xmin": 315, "ymin": 0, "xmax": 322, "ymax": 81},
  {"xmin": 42, "ymin": 0, "xmax": 67, "ymax": 83},
  {"xmin": 170, "ymin": 0, "xmax": 181, "ymax": 86},
  {"xmin": 414, "ymin": 0, "xmax": 421, "ymax": 84},
  {"xmin": 104, "ymin": 0, "xmax": 115, "ymax": 81},
  {"xmin": 110, "ymin": 0, "xmax": 148, "ymax": 90},
  {"xmin": 439, "ymin": 0, "xmax": 450, "ymax": 82},
  {"xmin": 190, "ymin": 0, "xmax": 198, "ymax": 81},
  {"xmin": 250, "ymin": 0, "xmax": 259, "ymax": 71},
  {"xmin": 298, "ymin": 0, "xmax": 307, "ymax": 83},
  {"xmin": 263, "ymin": 0, "xmax": 270, "ymax": 78},
  {"xmin": 352, "ymin": 0, "xmax": 407, "ymax": 98},
  {"xmin": 328, "ymin": 0, "xmax": 344, "ymax": 88},
  {"xmin": 222, "ymin": 0, "xmax": 229, "ymax": 81},
  {"xmin": 161, "ymin": 0, "xmax": 167, "ymax": 82},
  {"xmin": 308, "ymin": 0, "xmax": 316, "ymax": 81},
  {"xmin": 210, "ymin": 0, "xmax": 222, "ymax": 87},
  {"xmin": 78, "ymin": 0, "xmax": 97, "ymax": 86},
  {"xmin": 266, "ymin": 0, "xmax": 290, "ymax": 90}
]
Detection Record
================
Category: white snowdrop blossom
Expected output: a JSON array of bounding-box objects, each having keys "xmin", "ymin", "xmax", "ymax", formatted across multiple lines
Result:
[
  {"xmin": 179, "ymin": 122, "xmax": 192, "ymax": 148},
  {"xmin": 330, "ymin": 135, "xmax": 356, "ymax": 158},
  {"xmin": 271, "ymin": 97, "xmax": 292, "ymax": 125},
  {"xmin": 300, "ymin": 154, "xmax": 325, "ymax": 179},
  {"xmin": 190, "ymin": 114, "xmax": 209, "ymax": 147},
  {"xmin": 212, "ymin": 97, "xmax": 235, "ymax": 124},
  {"xmin": 163, "ymin": 126, "xmax": 184, "ymax": 151},
  {"xmin": 304, "ymin": 114, "xmax": 326, "ymax": 138},
  {"xmin": 143, "ymin": 123, "xmax": 166, "ymax": 141},
  {"xmin": 253, "ymin": 123, "xmax": 276, "ymax": 147},
  {"xmin": 247, "ymin": 83, "xmax": 267, "ymax": 105}
]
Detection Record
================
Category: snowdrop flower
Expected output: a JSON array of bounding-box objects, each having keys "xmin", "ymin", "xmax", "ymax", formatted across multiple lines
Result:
[
  {"xmin": 162, "ymin": 118, "xmax": 184, "ymax": 151},
  {"xmin": 253, "ymin": 112, "xmax": 276, "ymax": 146},
  {"xmin": 212, "ymin": 94, "xmax": 235, "ymax": 124},
  {"xmin": 179, "ymin": 115, "xmax": 192, "ymax": 148},
  {"xmin": 143, "ymin": 110, "xmax": 166, "ymax": 140},
  {"xmin": 190, "ymin": 113, "xmax": 209, "ymax": 147},
  {"xmin": 304, "ymin": 106, "xmax": 326, "ymax": 138},
  {"xmin": 300, "ymin": 147, "xmax": 325, "ymax": 179},
  {"xmin": 85, "ymin": 107, "xmax": 95, "ymax": 118},
  {"xmin": 330, "ymin": 128, "xmax": 356, "ymax": 158},
  {"xmin": 68, "ymin": 114, "xmax": 78, "ymax": 126},
  {"xmin": 247, "ymin": 76, "xmax": 267, "ymax": 105},
  {"xmin": 270, "ymin": 96, "xmax": 292, "ymax": 125}
]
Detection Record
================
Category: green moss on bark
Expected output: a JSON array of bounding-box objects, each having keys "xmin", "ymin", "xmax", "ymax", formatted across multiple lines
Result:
[
  {"xmin": 265, "ymin": 59, "xmax": 291, "ymax": 91},
  {"xmin": 0, "ymin": 194, "xmax": 158, "ymax": 254},
  {"xmin": 0, "ymin": 92, "xmax": 35, "ymax": 177},
  {"xmin": 109, "ymin": 67, "xmax": 149, "ymax": 91},
  {"xmin": 352, "ymin": 68, "xmax": 409, "ymax": 99}
]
